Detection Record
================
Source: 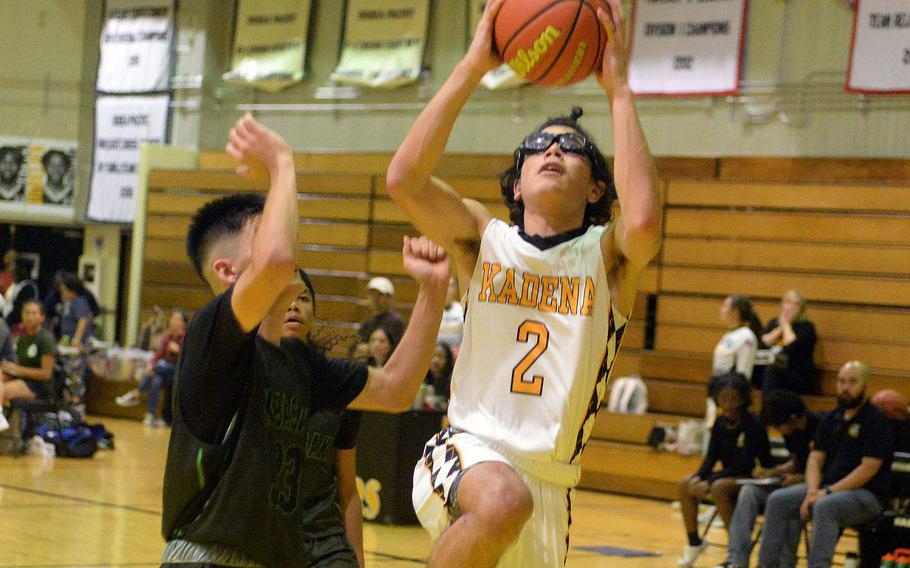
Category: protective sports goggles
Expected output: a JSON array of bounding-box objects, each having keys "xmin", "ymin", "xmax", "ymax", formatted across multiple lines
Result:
[{"xmin": 515, "ymin": 131, "xmax": 595, "ymax": 170}]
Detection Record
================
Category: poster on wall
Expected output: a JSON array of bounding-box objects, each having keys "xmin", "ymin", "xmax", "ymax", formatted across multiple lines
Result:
[
  {"xmin": 0, "ymin": 138, "xmax": 77, "ymax": 220},
  {"xmin": 847, "ymin": 0, "xmax": 910, "ymax": 93},
  {"xmin": 628, "ymin": 0, "xmax": 748, "ymax": 96},
  {"xmin": 29, "ymin": 140, "xmax": 78, "ymax": 207},
  {"xmin": 96, "ymin": 0, "xmax": 174, "ymax": 93},
  {"xmin": 467, "ymin": 0, "xmax": 525, "ymax": 90},
  {"xmin": 88, "ymin": 95, "xmax": 170, "ymax": 223},
  {"xmin": 330, "ymin": 0, "xmax": 429, "ymax": 88},
  {"xmin": 223, "ymin": 0, "xmax": 312, "ymax": 92}
]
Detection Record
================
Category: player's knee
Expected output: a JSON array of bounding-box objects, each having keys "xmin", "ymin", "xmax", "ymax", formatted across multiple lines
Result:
[
  {"xmin": 709, "ymin": 478, "xmax": 735, "ymax": 501},
  {"xmin": 475, "ymin": 472, "xmax": 533, "ymax": 537}
]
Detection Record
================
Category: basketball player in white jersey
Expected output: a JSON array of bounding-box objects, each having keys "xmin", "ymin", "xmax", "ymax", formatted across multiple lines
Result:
[{"xmin": 386, "ymin": 1, "xmax": 660, "ymax": 566}]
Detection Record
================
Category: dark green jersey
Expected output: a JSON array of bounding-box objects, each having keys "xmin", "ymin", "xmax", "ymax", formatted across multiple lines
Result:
[{"xmin": 162, "ymin": 289, "xmax": 368, "ymax": 567}]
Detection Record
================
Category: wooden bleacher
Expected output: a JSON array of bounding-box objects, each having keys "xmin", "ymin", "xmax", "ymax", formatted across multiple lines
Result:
[{"xmin": 136, "ymin": 154, "xmax": 909, "ymax": 502}]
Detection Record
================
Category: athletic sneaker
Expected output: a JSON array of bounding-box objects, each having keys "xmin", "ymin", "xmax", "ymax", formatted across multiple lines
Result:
[
  {"xmin": 143, "ymin": 412, "xmax": 156, "ymax": 426},
  {"xmin": 678, "ymin": 541, "xmax": 707, "ymax": 567},
  {"xmin": 0, "ymin": 411, "xmax": 8, "ymax": 433},
  {"xmin": 713, "ymin": 562, "xmax": 743, "ymax": 568},
  {"xmin": 116, "ymin": 391, "xmax": 140, "ymax": 407}
]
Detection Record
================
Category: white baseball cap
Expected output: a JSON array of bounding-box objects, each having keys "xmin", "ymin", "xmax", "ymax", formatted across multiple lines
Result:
[{"xmin": 367, "ymin": 276, "xmax": 395, "ymax": 296}]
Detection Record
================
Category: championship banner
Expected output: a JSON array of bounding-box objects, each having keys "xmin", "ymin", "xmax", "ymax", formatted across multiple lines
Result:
[
  {"xmin": 97, "ymin": 0, "xmax": 174, "ymax": 93},
  {"xmin": 0, "ymin": 138, "xmax": 77, "ymax": 221},
  {"xmin": 468, "ymin": 0, "xmax": 526, "ymax": 90},
  {"xmin": 628, "ymin": 0, "xmax": 748, "ymax": 96},
  {"xmin": 88, "ymin": 95, "xmax": 170, "ymax": 222},
  {"xmin": 330, "ymin": 0, "xmax": 429, "ymax": 88},
  {"xmin": 847, "ymin": 0, "xmax": 910, "ymax": 93},
  {"xmin": 223, "ymin": 0, "xmax": 312, "ymax": 92}
]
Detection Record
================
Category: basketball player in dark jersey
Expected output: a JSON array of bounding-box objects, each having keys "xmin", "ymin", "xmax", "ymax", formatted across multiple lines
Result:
[{"xmin": 160, "ymin": 115, "xmax": 450, "ymax": 567}]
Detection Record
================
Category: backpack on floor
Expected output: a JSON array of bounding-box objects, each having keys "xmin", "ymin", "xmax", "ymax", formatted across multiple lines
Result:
[{"xmin": 607, "ymin": 376, "xmax": 648, "ymax": 414}]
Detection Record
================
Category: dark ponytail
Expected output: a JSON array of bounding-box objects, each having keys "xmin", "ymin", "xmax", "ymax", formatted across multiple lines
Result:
[{"xmin": 730, "ymin": 295, "xmax": 762, "ymax": 339}]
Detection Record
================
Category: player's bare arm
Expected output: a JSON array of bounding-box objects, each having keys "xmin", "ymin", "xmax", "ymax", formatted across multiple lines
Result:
[
  {"xmin": 351, "ymin": 236, "xmax": 450, "ymax": 411},
  {"xmin": 386, "ymin": 0, "xmax": 505, "ymax": 279},
  {"xmin": 596, "ymin": 1, "xmax": 662, "ymax": 315},
  {"xmin": 226, "ymin": 114, "xmax": 300, "ymax": 332}
]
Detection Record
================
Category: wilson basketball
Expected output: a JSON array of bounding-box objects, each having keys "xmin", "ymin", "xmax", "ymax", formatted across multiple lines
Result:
[{"xmin": 494, "ymin": 0, "xmax": 608, "ymax": 87}]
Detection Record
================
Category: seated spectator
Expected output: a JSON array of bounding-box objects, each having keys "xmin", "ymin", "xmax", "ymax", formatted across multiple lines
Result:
[
  {"xmin": 42, "ymin": 270, "xmax": 65, "ymax": 338},
  {"xmin": 0, "ymin": 301, "xmax": 56, "ymax": 432},
  {"xmin": 357, "ymin": 276, "xmax": 405, "ymax": 346},
  {"xmin": 757, "ymin": 361, "xmax": 892, "ymax": 568},
  {"xmin": 716, "ymin": 390, "xmax": 821, "ymax": 568},
  {"xmin": 714, "ymin": 295, "xmax": 762, "ymax": 380},
  {"xmin": 348, "ymin": 340, "xmax": 370, "ymax": 364},
  {"xmin": 678, "ymin": 372, "xmax": 773, "ymax": 567},
  {"xmin": 437, "ymin": 277, "xmax": 463, "ymax": 350},
  {"xmin": 425, "ymin": 341, "xmax": 454, "ymax": 406},
  {"xmin": 116, "ymin": 309, "xmax": 188, "ymax": 427},
  {"xmin": 59, "ymin": 273, "xmax": 95, "ymax": 346},
  {"xmin": 4, "ymin": 258, "xmax": 38, "ymax": 328},
  {"xmin": 706, "ymin": 295, "xmax": 762, "ymax": 427},
  {"xmin": 0, "ymin": 249, "xmax": 15, "ymax": 295},
  {"xmin": 760, "ymin": 290, "xmax": 817, "ymax": 395},
  {"xmin": 279, "ymin": 269, "xmax": 364, "ymax": 566},
  {"xmin": 367, "ymin": 326, "xmax": 395, "ymax": 368}
]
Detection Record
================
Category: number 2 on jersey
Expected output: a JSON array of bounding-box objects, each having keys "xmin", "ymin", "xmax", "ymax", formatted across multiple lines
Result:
[{"xmin": 511, "ymin": 320, "xmax": 549, "ymax": 396}]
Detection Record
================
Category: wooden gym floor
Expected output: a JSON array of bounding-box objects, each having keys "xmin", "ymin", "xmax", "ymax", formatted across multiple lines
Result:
[{"xmin": 0, "ymin": 417, "xmax": 733, "ymax": 567}]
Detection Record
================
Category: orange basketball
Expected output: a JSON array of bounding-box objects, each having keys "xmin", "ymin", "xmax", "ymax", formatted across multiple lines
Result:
[{"xmin": 494, "ymin": 0, "xmax": 608, "ymax": 87}]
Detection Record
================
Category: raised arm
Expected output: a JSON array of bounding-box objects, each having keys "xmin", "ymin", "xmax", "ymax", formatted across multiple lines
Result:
[
  {"xmin": 596, "ymin": 1, "xmax": 662, "ymax": 313},
  {"xmin": 385, "ymin": 0, "xmax": 505, "ymax": 272},
  {"xmin": 350, "ymin": 236, "xmax": 449, "ymax": 411},
  {"xmin": 226, "ymin": 115, "xmax": 299, "ymax": 332}
]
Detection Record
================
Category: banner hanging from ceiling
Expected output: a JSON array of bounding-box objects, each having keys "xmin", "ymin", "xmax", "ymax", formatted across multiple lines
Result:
[
  {"xmin": 330, "ymin": 0, "xmax": 429, "ymax": 88},
  {"xmin": 847, "ymin": 0, "xmax": 910, "ymax": 93},
  {"xmin": 628, "ymin": 0, "xmax": 748, "ymax": 96},
  {"xmin": 88, "ymin": 95, "xmax": 170, "ymax": 223},
  {"xmin": 223, "ymin": 0, "xmax": 312, "ymax": 92},
  {"xmin": 96, "ymin": 0, "xmax": 174, "ymax": 93}
]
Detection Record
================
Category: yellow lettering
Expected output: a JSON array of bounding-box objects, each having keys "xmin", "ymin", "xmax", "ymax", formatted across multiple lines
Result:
[
  {"xmin": 519, "ymin": 273, "xmax": 540, "ymax": 308},
  {"xmin": 539, "ymin": 276, "xmax": 559, "ymax": 313},
  {"xmin": 580, "ymin": 277, "xmax": 596, "ymax": 317},
  {"xmin": 497, "ymin": 269, "xmax": 520, "ymax": 305},
  {"xmin": 555, "ymin": 41, "xmax": 587, "ymax": 86},
  {"xmin": 477, "ymin": 262, "xmax": 501, "ymax": 302},
  {"xmin": 558, "ymin": 276, "xmax": 580, "ymax": 315},
  {"xmin": 508, "ymin": 25, "xmax": 561, "ymax": 78}
]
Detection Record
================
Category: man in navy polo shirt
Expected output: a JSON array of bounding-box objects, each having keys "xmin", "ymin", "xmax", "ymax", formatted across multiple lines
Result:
[{"xmin": 756, "ymin": 360, "xmax": 892, "ymax": 568}]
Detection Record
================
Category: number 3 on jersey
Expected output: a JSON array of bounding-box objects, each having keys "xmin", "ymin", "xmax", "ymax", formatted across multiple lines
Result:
[{"xmin": 511, "ymin": 320, "xmax": 549, "ymax": 396}]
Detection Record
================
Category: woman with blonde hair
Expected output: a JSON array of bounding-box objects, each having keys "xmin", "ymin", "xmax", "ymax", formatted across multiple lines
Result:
[{"xmin": 760, "ymin": 290, "xmax": 817, "ymax": 394}]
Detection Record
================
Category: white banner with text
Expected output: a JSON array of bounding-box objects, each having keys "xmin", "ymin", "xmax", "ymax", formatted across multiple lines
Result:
[
  {"xmin": 97, "ymin": 0, "xmax": 174, "ymax": 93},
  {"xmin": 88, "ymin": 95, "xmax": 169, "ymax": 222},
  {"xmin": 628, "ymin": 0, "xmax": 747, "ymax": 96},
  {"xmin": 847, "ymin": 0, "xmax": 910, "ymax": 93}
]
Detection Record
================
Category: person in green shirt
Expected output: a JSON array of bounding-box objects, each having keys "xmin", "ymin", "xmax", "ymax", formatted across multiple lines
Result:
[{"xmin": 0, "ymin": 300, "xmax": 56, "ymax": 432}]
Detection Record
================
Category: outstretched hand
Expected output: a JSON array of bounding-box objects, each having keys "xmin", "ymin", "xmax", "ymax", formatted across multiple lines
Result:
[
  {"xmin": 464, "ymin": 0, "xmax": 506, "ymax": 75},
  {"xmin": 594, "ymin": 0, "xmax": 630, "ymax": 99},
  {"xmin": 226, "ymin": 113, "xmax": 293, "ymax": 177},
  {"xmin": 402, "ymin": 235, "xmax": 450, "ymax": 287}
]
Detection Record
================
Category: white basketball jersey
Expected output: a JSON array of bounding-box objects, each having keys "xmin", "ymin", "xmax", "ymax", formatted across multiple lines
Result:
[{"xmin": 447, "ymin": 219, "xmax": 629, "ymax": 467}]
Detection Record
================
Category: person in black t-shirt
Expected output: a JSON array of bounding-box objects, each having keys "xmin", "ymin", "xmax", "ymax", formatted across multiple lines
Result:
[
  {"xmin": 160, "ymin": 115, "xmax": 450, "ymax": 568},
  {"xmin": 280, "ymin": 268, "xmax": 364, "ymax": 568},
  {"xmin": 757, "ymin": 361, "xmax": 892, "ymax": 568},
  {"xmin": 678, "ymin": 373, "xmax": 773, "ymax": 567},
  {"xmin": 717, "ymin": 389, "xmax": 821, "ymax": 568},
  {"xmin": 760, "ymin": 290, "xmax": 817, "ymax": 395}
]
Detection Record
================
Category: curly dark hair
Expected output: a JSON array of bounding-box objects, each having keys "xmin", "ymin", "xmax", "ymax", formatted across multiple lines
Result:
[
  {"xmin": 760, "ymin": 389, "xmax": 807, "ymax": 427},
  {"xmin": 709, "ymin": 371, "xmax": 752, "ymax": 410},
  {"xmin": 186, "ymin": 193, "xmax": 265, "ymax": 282},
  {"xmin": 499, "ymin": 106, "xmax": 617, "ymax": 229}
]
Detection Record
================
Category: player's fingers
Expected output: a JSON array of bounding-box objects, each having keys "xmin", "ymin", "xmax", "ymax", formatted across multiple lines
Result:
[
  {"xmin": 228, "ymin": 129, "xmax": 249, "ymax": 153},
  {"xmin": 484, "ymin": 0, "xmax": 506, "ymax": 22},
  {"xmin": 402, "ymin": 235, "xmax": 412, "ymax": 255},
  {"xmin": 235, "ymin": 164, "xmax": 249, "ymax": 177},
  {"xmin": 597, "ymin": 8, "xmax": 616, "ymax": 45},
  {"xmin": 225, "ymin": 141, "xmax": 243, "ymax": 161}
]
